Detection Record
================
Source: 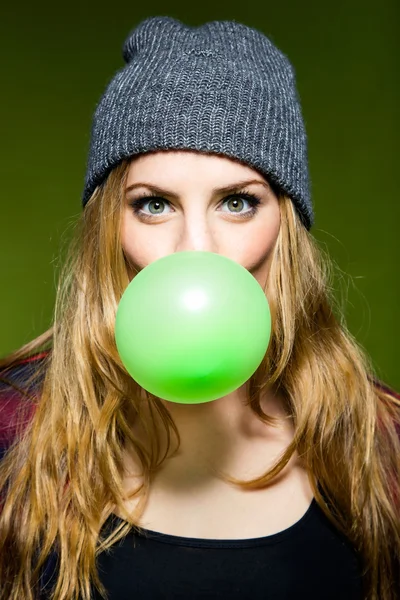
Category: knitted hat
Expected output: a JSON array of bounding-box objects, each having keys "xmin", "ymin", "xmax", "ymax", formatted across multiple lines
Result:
[{"xmin": 83, "ymin": 16, "xmax": 314, "ymax": 230}]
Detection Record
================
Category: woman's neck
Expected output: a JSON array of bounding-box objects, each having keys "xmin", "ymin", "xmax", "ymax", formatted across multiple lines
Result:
[{"xmin": 122, "ymin": 382, "xmax": 294, "ymax": 485}]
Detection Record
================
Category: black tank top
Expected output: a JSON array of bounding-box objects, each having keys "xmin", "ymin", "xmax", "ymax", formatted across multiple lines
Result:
[{"xmin": 86, "ymin": 498, "xmax": 364, "ymax": 599}]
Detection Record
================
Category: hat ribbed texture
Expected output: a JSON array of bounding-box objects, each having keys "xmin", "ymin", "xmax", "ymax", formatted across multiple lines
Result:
[{"xmin": 83, "ymin": 16, "xmax": 314, "ymax": 230}]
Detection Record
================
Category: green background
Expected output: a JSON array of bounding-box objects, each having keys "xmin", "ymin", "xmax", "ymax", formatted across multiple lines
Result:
[{"xmin": 1, "ymin": 1, "xmax": 399, "ymax": 390}]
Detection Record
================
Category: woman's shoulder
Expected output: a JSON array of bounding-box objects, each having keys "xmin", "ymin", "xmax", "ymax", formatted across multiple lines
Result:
[
  {"xmin": 372, "ymin": 376, "xmax": 400, "ymax": 417},
  {"xmin": 0, "ymin": 351, "xmax": 49, "ymax": 458},
  {"xmin": 372, "ymin": 377, "xmax": 400, "ymax": 400},
  {"xmin": 372, "ymin": 377, "xmax": 400, "ymax": 441}
]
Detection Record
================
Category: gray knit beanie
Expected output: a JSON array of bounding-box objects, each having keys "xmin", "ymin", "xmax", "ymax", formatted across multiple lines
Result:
[{"xmin": 83, "ymin": 16, "xmax": 314, "ymax": 230}]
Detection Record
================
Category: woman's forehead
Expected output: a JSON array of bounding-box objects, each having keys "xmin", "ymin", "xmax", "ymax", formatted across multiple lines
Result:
[{"xmin": 126, "ymin": 150, "xmax": 267, "ymax": 185}]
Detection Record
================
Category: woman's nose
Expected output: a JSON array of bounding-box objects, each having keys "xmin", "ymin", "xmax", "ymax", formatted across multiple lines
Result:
[{"xmin": 175, "ymin": 222, "xmax": 217, "ymax": 255}]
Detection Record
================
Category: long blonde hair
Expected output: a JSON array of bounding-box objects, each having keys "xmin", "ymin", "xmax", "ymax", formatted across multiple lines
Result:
[{"xmin": 0, "ymin": 158, "xmax": 399, "ymax": 600}]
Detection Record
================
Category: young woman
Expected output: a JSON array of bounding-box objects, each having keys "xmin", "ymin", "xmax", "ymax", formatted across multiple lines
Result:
[{"xmin": 0, "ymin": 15, "xmax": 399, "ymax": 600}]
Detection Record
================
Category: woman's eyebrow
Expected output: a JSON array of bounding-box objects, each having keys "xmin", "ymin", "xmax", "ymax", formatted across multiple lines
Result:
[{"xmin": 125, "ymin": 179, "xmax": 270, "ymax": 197}]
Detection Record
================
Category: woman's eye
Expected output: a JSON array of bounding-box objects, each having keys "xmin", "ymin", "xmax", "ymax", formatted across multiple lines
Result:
[
  {"xmin": 221, "ymin": 196, "xmax": 260, "ymax": 216},
  {"xmin": 134, "ymin": 198, "xmax": 172, "ymax": 217},
  {"xmin": 129, "ymin": 193, "xmax": 261, "ymax": 221}
]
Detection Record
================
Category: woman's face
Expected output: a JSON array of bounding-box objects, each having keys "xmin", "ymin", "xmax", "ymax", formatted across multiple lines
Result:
[{"xmin": 121, "ymin": 150, "xmax": 281, "ymax": 289}]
